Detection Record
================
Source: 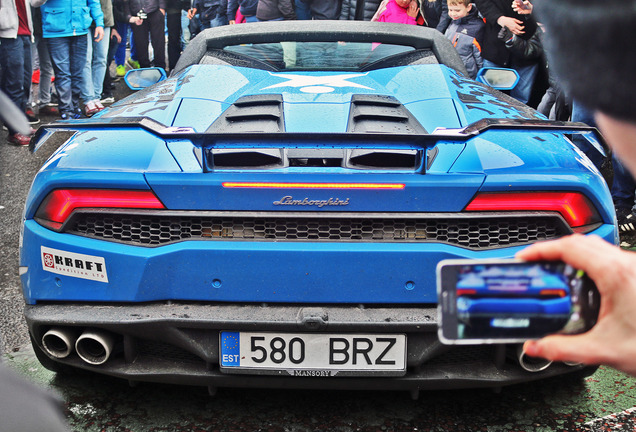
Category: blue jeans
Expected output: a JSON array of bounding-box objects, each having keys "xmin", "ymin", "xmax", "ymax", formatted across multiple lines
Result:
[
  {"xmin": 294, "ymin": 0, "xmax": 312, "ymax": 19},
  {"xmin": 202, "ymin": 15, "xmax": 229, "ymax": 28},
  {"xmin": 483, "ymin": 59, "xmax": 538, "ymax": 105},
  {"xmin": 612, "ymin": 155, "xmax": 636, "ymax": 212},
  {"xmin": 81, "ymin": 28, "xmax": 111, "ymax": 102},
  {"xmin": 571, "ymin": 101, "xmax": 605, "ymax": 170},
  {"xmin": 34, "ymin": 35, "xmax": 55, "ymax": 105},
  {"xmin": 47, "ymin": 35, "xmax": 88, "ymax": 114},
  {"xmin": 114, "ymin": 21, "xmax": 137, "ymax": 66},
  {"xmin": 0, "ymin": 35, "xmax": 32, "ymax": 133}
]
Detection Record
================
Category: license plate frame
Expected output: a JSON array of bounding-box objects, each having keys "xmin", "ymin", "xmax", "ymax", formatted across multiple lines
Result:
[{"xmin": 219, "ymin": 331, "xmax": 407, "ymax": 377}]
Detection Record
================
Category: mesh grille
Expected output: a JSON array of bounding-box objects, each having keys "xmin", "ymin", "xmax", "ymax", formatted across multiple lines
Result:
[{"xmin": 66, "ymin": 213, "xmax": 568, "ymax": 248}]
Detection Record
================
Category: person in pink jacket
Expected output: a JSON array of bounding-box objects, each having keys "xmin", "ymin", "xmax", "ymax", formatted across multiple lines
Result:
[{"xmin": 377, "ymin": 0, "xmax": 419, "ymax": 24}]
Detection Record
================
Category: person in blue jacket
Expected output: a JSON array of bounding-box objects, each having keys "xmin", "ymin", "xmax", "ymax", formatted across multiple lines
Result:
[{"xmin": 31, "ymin": 0, "xmax": 104, "ymax": 119}]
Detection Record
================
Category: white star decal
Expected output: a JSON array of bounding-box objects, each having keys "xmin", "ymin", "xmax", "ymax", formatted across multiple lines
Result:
[{"xmin": 263, "ymin": 73, "xmax": 373, "ymax": 92}]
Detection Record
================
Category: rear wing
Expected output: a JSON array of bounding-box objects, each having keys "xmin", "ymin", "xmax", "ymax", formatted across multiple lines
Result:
[{"xmin": 30, "ymin": 117, "xmax": 608, "ymax": 174}]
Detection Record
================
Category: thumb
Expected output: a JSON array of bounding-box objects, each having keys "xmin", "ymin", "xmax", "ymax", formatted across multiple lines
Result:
[{"xmin": 523, "ymin": 334, "xmax": 600, "ymax": 365}]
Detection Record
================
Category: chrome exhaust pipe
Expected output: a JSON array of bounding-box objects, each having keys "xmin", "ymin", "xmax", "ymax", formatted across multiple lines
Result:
[
  {"xmin": 516, "ymin": 345, "xmax": 552, "ymax": 372},
  {"xmin": 75, "ymin": 330, "xmax": 115, "ymax": 365},
  {"xmin": 42, "ymin": 328, "xmax": 77, "ymax": 359}
]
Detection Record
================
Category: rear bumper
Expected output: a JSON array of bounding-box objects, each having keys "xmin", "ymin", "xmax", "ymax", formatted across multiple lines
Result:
[{"xmin": 26, "ymin": 302, "xmax": 586, "ymax": 391}]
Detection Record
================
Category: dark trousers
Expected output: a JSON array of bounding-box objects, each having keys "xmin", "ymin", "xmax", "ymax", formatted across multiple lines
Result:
[
  {"xmin": 0, "ymin": 35, "xmax": 32, "ymax": 133},
  {"xmin": 102, "ymin": 31, "xmax": 121, "ymax": 98},
  {"xmin": 167, "ymin": 10, "xmax": 182, "ymax": 71},
  {"xmin": 132, "ymin": 9, "xmax": 166, "ymax": 69}
]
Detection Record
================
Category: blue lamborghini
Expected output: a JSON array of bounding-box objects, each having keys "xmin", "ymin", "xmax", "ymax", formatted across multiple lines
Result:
[{"xmin": 21, "ymin": 21, "xmax": 616, "ymax": 395}]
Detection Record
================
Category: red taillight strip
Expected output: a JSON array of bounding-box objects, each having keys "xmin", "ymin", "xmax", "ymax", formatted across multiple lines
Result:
[
  {"xmin": 222, "ymin": 182, "xmax": 405, "ymax": 189},
  {"xmin": 465, "ymin": 192, "xmax": 600, "ymax": 228},
  {"xmin": 540, "ymin": 289, "xmax": 568, "ymax": 298},
  {"xmin": 37, "ymin": 189, "xmax": 165, "ymax": 224},
  {"xmin": 456, "ymin": 289, "xmax": 477, "ymax": 296}
]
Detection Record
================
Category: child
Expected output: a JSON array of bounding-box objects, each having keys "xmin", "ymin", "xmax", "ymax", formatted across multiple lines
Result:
[
  {"xmin": 444, "ymin": 0, "xmax": 484, "ymax": 78},
  {"xmin": 377, "ymin": 0, "xmax": 420, "ymax": 25}
]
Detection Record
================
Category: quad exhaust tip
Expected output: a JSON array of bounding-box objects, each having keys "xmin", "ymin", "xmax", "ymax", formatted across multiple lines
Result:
[
  {"xmin": 516, "ymin": 345, "xmax": 552, "ymax": 372},
  {"xmin": 75, "ymin": 330, "xmax": 115, "ymax": 365},
  {"xmin": 42, "ymin": 328, "xmax": 77, "ymax": 359}
]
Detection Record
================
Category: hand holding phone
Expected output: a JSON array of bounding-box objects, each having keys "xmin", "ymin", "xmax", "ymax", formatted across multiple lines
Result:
[{"xmin": 437, "ymin": 259, "xmax": 600, "ymax": 344}]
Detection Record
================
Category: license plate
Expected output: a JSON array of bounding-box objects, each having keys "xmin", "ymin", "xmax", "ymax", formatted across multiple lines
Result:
[{"xmin": 220, "ymin": 332, "xmax": 407, "ymax": 377}]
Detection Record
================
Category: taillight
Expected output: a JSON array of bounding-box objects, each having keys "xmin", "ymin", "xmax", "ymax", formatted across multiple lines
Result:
[
  {"xmin": 456, "ymin": 289, "xmax": 477, "ymax": 296},
  {"xmin": 34, "ymin": 189, "xmax": 165, "ymax": 231},
  {"xmin": 465, "ymin": 191, "xmax": 601, "ymax": 232},
  {"xmin": 539, "ymin": 289, "xmax": 568, "ymax": 298}
]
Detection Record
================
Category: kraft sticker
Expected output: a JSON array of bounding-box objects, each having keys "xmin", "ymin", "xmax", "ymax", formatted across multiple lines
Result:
[{"xmin": 41, "ymin": 246, "xmax": 109, "ymax": 283}]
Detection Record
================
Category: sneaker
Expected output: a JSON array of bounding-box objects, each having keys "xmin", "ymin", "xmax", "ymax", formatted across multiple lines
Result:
[
  {"xmin": 38, "ymin": 103, "xmax": 59, "ymax": 116},
  {"xmin": 25, "ymin": 108, "xmax": 40, "ymax": 125},
  {"xmin": 7, "ymin": 132, "xmax": 31, "ymax": 146},
  {"xmin": 101, "ymin": 95, "xmax": 115, "ymax": 104},
  {"xmin": 127, "ymin": 58, "xmax": 140, "ymax": 69},
  {"xmin": 619, "ymin": 212, "xmax": 636, "ymax": 232},
  {"xmin": 84, "ymin": 100, "xmax": 99, "ymax": 117},
  {"xmin": 116, "ymin": 64, "xmax": 126, "ymax": 77},
  {"xmin": 95, "ymin": 100, "xmax": 105, "ymax": 111},
  {"xmin": 32, "ymin": 69, "xmax": 40, "ymax": 84},
  {"xmin": 60, "ymin": 110, "xmax": 81, "ymax": 121}
]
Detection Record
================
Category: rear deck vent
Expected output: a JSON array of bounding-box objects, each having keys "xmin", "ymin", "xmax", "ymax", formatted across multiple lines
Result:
[
  {"xmin": 210, "ymin": 149, "xmax": 284, "ymax": 168},
  {"xmin": 347, "ymin": 94, "xmax": 427, "ymax": 134},
  {"xmin": 348, "ymin": 149, "xmax": 420, "ymax": 169},
  {"xmin": 208, "ymin": 94, "xmax": 284, "ymax": 133}
]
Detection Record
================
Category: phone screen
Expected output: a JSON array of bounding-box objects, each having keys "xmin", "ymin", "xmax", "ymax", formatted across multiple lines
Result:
[{"xmin": 437, "ymin": 259, "xmax": 600, "ymax": 344}]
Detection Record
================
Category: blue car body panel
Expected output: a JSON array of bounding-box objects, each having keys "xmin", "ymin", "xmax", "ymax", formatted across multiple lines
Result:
[{"xmin": 20, "ymin": 22, "xmax": 616, "ymax": 389}]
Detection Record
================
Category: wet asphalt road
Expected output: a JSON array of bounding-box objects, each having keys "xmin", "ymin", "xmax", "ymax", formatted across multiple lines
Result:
[{"xmin": 1, "ymin": 78, "xmax": 636, "ymax": 431}]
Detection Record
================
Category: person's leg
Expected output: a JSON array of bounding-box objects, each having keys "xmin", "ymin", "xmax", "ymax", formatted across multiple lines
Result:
[
  {"xmin": 132, "ymin": 20, "xmax": 151, "ymax": 68},
  {"xmin": 0, "ymin": 36, "xmax": 25, "ymax": 135},
  {"xmin": 148, "ymin": 10, "xmax": 166, "ymax": 69},
  {"xmin": 244, "ymin": 15, "xmax": 259, "ymax": 23},
  {"xmin": 612, "ymin": 155, "xmax": 636, "ymax": 216},
  {"xmin": 80, "ymin": 32, "xmax": 95, "ymax": 104},
  {"xmin": 114, "ymin": 21, "xmax": 128, "ymax": 67},
  {"xmin": 210, "ymin": 14, "xmax": 229, "ymax": 27},
  {"xmin": 167, "ymin": 10, "xmax": 182, "ymax": 70},
  {"xmin": 36, "ymin": 35, "xmax": 54, "ymax": 107},
  {"xmin": 102, "ymin": 30, "xmax": 120, "ymax": 102},
  {"xmin": 294, "ymin": 0, "xmax": 312, "ymax": 19},
  {"xmin": 181, "ymin": 9, "xmax": 190, "ymax": 49},
  {"xmin": 47, "ymin": 37, "xmax": 73, "ymax": 116},
  {"xmin": 91, "ymin": 27, "xmax": 110, "ymax": 101},
  {"xmin": 571, "ymin": 100, "xmax": 605, "ymax": 170},
  {"xmin": 69, "ymin": 35, "xmax": 88, "ymax": 114},
  {"xmin": 20, "ymin": 35, "xmax": 33, "ymax": 111},
  {"xmin": 510, "ymin": 62, "xmax": 538, "ymax": 105}
]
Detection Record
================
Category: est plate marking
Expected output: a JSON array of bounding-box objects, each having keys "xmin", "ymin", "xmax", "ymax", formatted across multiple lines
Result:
[{"xmin": 220, "ymin": 332, "xmax": 406, "ymax": 377}]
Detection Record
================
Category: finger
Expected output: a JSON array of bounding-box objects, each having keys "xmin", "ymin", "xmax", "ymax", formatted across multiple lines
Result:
[
  {"xmin": 516, "ymin": 235, "xmax": 623, "ymax": 287},
  {"xmin": 523, "ymin": 333, "xmax": 604, "ymax": 365}
]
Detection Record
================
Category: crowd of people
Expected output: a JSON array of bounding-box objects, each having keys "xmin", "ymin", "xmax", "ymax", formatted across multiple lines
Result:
[{"xmin": 2, "ymin": 0, "xmax": 636, "ymax": 227}]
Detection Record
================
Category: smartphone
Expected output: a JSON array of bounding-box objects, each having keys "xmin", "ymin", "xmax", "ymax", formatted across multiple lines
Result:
[{"xmin": 437, "ymin": 259, "xmax": 600, "ymax": 344}]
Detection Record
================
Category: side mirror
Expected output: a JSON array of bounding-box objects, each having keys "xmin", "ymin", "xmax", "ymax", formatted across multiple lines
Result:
[
  {"xmin": 124, "ymin": 67, "xmax": 167, "ymax": 90},
  {"xmin": 476, "ymin": 67, "xmax": 520, "ymax": 91}
]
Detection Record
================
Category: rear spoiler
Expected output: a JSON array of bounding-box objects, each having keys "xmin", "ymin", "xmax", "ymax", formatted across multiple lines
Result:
[{"xmin": 29, "ymin": 117, "xmax": 608, "ymax": 172}]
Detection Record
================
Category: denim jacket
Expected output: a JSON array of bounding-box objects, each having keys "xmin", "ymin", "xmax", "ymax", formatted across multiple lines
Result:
[{"xmin": 31, "ymin": 0, "xmax": 104, "ymax": 38}]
